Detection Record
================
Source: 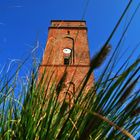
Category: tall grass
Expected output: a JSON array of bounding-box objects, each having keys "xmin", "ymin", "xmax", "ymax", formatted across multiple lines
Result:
[
  {"xmin": 0, "ymin": 44, "xmax": 139, "ymax": 140},
  {"xmin": 0, "ymin": 1, "xmax": 140, "ymax": 140}
]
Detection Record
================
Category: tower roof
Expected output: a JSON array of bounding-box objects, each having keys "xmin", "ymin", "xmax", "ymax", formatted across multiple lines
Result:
[
  {"xmin": 51, "ymin": 20, "xmax": 86, "ymax": 22},
  {"xmin": 49, "ymin": 20, "xmax": 87, "ymax": 29}
]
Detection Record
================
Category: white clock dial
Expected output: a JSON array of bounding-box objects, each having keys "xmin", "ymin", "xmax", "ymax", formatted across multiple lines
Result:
[{"xmin": 63, "ymin": 48, "xmax": 71, "ymax": 54}]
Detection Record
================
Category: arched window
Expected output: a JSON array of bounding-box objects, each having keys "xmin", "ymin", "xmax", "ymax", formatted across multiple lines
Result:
[
  {"xmin": 68, "ymin": 81, "xmax": 75, "ymax": 93},
  {"xmin": 62, "ymin": 37, "xmax": 74, "ymax": 65},
  {"xmin": 65, "ymin": 81, "xmax": 75, "ymax": 107},
  {"xmin": 63, "ymin": 48, "xmax": 72, "ymax": 65}
]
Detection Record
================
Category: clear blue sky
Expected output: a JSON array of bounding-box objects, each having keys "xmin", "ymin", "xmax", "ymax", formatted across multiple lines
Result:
[{"xmin": 0, "ymin": 0, "xmax": 140, "ymax": 77}]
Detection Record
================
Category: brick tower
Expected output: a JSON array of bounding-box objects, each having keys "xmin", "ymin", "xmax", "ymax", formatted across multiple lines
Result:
[{"xmin": 39, "ymin": 20, "xmax": 94, "ymax": 102}]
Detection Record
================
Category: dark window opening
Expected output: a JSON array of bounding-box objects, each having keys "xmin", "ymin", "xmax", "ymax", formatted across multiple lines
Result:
[
  {"xmin": 67, "ymin": 31, "xmax": 70, "ymax": 35},
  {"xmin": 64, "ymin": 57, "xmax": 69, "ymax": 65}
]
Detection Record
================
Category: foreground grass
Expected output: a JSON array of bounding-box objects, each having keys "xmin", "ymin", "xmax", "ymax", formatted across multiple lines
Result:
[{"xmin": 0, "ymin": 44, "xmax": 139, "ymax": 140}]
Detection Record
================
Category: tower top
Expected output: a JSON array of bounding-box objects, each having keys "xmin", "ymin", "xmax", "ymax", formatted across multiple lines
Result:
[
  {"xmin": 42, "ymin": 20, "xmax": 90, "ymax": 66},
  {"xmin": 50, "ymin": 20, "xmax": 87, "ymax": 29},
  {"xmin": 51, "ymin": 20, "xmax": 86, "ymax": 22}
]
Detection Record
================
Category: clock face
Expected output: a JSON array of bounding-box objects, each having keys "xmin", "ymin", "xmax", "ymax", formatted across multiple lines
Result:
[{"xmin": 63, "ymin": 48, "xmax": 71, "ymax": 54}]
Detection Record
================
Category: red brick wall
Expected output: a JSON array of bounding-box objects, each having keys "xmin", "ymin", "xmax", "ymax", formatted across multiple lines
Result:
[{"xmin": 39, "ymin": 20, "xmax": 94, "ymax": 102}]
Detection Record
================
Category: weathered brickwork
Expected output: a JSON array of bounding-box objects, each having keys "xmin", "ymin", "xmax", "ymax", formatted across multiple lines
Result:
[{"xmin": 39, "ymin": 20, "xmax": 94, "ymax": 102}]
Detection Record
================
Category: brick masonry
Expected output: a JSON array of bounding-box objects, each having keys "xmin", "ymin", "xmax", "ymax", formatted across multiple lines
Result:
[{"xmin": 39, "ymin": 20, "xmax": 94, "ymax": 102}]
